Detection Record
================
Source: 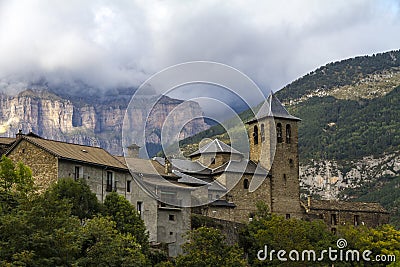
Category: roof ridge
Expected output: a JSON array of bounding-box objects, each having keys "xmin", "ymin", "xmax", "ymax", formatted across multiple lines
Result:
[{"xmin": 24, "ymin": 135, "xmax": 103, "ymax": 149}]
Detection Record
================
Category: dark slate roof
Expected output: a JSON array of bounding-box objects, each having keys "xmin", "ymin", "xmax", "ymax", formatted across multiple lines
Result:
[
  {"xmin": 189, "ymin": 139, "xmax": 243, "ymax": 157},
  {"xmin": 305, "ymin": 199, "xmax": 388, "ymax": 213},
  {"xmin": 167, "ymin": 158, "xmax": 212, "ymax": 175},
  {"xmin": 212, "ymin": 159, "xmax": 268, "ymax": 175},
  {"xmin": 174, "ymin": 170, "xmax": 208, "ymax": 186},
  {"xmin": 7, "ymin": 136, "xmax": 128, "ymax": 170},
  {"xmin": 248, "ymin": 93, "xmax": 300, "ymax": 123},
  {"xmin": 208, "ymin": 180, "xmax": 227, "ymax": 192},
  {"xmin": 209, "ymin": 199, "xmax": 236, "ymax": 207}
]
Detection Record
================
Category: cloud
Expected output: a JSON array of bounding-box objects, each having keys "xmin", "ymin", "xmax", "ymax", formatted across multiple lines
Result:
[{"xmin": 0, "ymin": 0, "xmax": 399, "ymax": 100}]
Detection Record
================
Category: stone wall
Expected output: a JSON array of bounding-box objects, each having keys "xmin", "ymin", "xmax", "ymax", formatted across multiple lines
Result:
[
  {"xmin": 8, "ymin": 139, "xmax": 58, "ymax": 191},
  {"xmin": 58, "ymin": 160, "xmax": 131, "ymax": 202},
  {"xmin": 306, "ymin": 209, "xmax": 390, "ymax": 229}
]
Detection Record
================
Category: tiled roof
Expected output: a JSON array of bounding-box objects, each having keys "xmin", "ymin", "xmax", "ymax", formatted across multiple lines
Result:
[
  {"xmin": 189, "ymin": 139, "xmax": 243, "ymax": 157},
  {"xmin": 248, "ymin": 93, "xmax": 300, "ymax": 123},
  {"xmin": 0, "ymin": 137, "xmax": 16, "ymax": 145},
  {"xmin": 8, "ymin": 136, "xmax": 127, "ymax": 170},
  {"xmin": 305, "ymin": 199, "xmax": 388, "ymax": 213}
]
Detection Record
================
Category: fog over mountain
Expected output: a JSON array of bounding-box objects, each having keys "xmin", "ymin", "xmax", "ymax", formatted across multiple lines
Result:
[{"xmin": 1, "ymin": 0, "xmax": 399, "ymax": 106}]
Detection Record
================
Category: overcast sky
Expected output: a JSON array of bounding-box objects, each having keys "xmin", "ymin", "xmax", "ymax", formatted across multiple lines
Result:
[{"xmin": 0, "ymin": 0, "xmax": 399, "ymax": 98}]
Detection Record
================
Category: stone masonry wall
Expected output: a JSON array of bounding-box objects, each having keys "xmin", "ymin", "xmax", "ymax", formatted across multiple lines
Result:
[{"xmin": 8, "ymin": 139, "xmax": 58, "ymax": 191}]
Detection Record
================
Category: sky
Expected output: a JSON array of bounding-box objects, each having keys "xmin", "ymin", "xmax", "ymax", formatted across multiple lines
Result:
[{"xmin": 0, "ymin": 0, "xmax": 399, "ymax": 102}]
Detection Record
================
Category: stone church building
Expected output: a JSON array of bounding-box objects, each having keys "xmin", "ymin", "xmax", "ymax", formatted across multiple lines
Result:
[{"xmin": 0, "ymin": 93, "xmax": 389, "ymax": 256}]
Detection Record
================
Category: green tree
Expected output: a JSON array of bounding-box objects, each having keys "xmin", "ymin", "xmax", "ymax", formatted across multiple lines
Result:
[
  {"xmin": 239, "ymin": 202, "xmax": 336, "ymax": 266},
  {"xmin": 76, "ymin": 216, "xmax": 147, "ymax": 267},
  {"xmin": 176, "ymin": 226, "xmax": 247, "ymax": 267},
  {"xmin": 339, "ymin": 224, "xmax": 400, "ymax": 267},
  {"xmin": 48, "ymin": 178, "xmax": 101, "ymax": 222},
  {"xmin": 103, "ymin": 192, "xmax": 149, "ymax": 254},
  {"xmin": 0, "ymin": 190, "xmax": 82, "ymax": 266},
  {"xmin": 0, "ymin": 156, "xmax": 35, "ymax": 214}
]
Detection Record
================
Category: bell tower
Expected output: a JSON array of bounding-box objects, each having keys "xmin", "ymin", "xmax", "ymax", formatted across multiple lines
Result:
[{"xmin": 247, "ymin": 93, "xmax": 303, "ymax": 218}]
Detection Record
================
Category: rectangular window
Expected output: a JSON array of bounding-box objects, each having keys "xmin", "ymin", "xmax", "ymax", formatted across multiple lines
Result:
[
  {"xmin": 354, "ymin": 215, "xmax": 360, "ymax": 226},
  {"xmin": 137, "ymin": 201, "xmax": 142, "ymax": 216},
  {"xmin": 106, "ymin": 171, "xmax": 113, "ymax": 192},
  {"xmin": 331, "ymin": 214, "xmax": 337, "ymax": 225},
  {"xmin": 127, "ymin": 180, "xmax": 131, "ymax": 193},
  {"xmin": 74, "ymin": 166, "xmax": 82, "ymax": 180},
  {"xmin": 169, "ymin": 214, "xmax": 175, "ymax": 221},
  {"xmin": 286, "ymin": 214, "xmax": 291, "ymax": 219}
]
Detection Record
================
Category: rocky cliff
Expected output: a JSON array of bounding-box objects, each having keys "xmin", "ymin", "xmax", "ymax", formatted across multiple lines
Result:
[{"xmin": 0, "ymin": 89, "xmax": 210, "ymax": 156}]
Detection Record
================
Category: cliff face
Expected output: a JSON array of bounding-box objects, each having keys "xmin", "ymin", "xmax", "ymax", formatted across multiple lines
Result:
[{"xmin": 0, "ymin": 89, "xmax": 210, "ymax": 155}]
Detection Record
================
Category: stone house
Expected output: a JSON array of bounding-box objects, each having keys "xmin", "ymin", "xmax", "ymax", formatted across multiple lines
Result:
[
  {"xmin": 6, "ymin": 131, "xmax": 130, "ymax": 199},
  {"xmin": 302, "ymin": 197, "xmax": 389, "ymax": 233}
]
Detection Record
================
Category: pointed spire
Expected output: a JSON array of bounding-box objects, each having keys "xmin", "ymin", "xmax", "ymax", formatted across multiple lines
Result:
[{"xmin": 251, "ymin": 92, "xmax": 300, "ymax": 122}]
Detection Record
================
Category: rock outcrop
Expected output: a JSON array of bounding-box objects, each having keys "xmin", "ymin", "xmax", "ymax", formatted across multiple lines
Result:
[{"xmin": 0, "ymin": 89, "xmax": 210, "ymax": 156}]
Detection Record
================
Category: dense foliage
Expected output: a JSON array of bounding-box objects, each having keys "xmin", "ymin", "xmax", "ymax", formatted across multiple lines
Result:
[
  {"xmin": 0, "ymin": 157, "xmax": 151, "ymax": 266},
  {"xmin": 293, "ymin": 85, "xmax": 400, "ymax": 161}
]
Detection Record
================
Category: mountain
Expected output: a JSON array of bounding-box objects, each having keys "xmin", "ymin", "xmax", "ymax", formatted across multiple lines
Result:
[
  {"xmin": 0, "ymin": 88, "xmax": 210, "ymax": 156},
  {"xmin": 178, "ymin": 49, "xmax": 400, "ymax": 226}
]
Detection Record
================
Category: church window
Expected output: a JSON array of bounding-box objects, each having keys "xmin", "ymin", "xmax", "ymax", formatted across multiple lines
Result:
[
  {"xmin": 277, "ymin": 123, "xmax": 283, "ymax": 143},
  {"xmin": 261, "ymin": 124, "xmax": 265, "ymax": 142},
  {"xmin": 243, "ymin": 178, "xmax": 249, "ymax": 189},
  {"xmin": 286, "ymin": 124, "xmax": 291, "ymax": 143},
  {"xmin": 253, "ymin": 125, "xmax": 259, "ymax": 145}
]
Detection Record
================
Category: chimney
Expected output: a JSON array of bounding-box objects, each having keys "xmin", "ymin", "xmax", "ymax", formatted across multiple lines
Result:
[
  {"xmin": 16, "ymin": 129, "xmax": 24, "ymax": 140},
  {"xmin": 307, "ymin": 195, "xmax": 312, "ymax": 207},
  {"xmin": 126, "ymin": 144, "xmax": 140, "ymax": 158},
  {"xmin": 165, "ymin": 157, "xmax": 172, "ymax": 174}
]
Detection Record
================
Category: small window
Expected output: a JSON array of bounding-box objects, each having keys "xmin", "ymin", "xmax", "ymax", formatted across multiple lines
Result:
[
  {"xmin": 106, "ymin": 171, "xmax": 113, "ymax": 192},
  {"xmin": 261, "ymin": 124, "xmax": 265, "ymax": 142},
  {"xmin": 283, "ymin": 174, "xmax": 287, "ymax": 186},
  {"xmin": 216, "ymin": 194, "xmax": 220, "ymax": 199},
  {"xmin": 169, "ymin": 214, "xmax": 175, "ymax": 221},
  {"xmin": 277, "ymin": 123, "xmax": 283, "ymax": 143},
  {"xmin": 289, "ymin": 159, "xmax": 294, "ymax": 167},
  {"xmin": 243, "ymin": 178, "xmax": 249, "ymax": 189},
  {"xmin": 286, "ymin": 124, "xmax": 291, "ymax": 144},
  {"xmin": 137, "ymin": 202, "xmax": 142, "ymax": 216},
  {"xmin": 74, "ymin": 166, "xmax": 82, "ymax": 181},
  {"xmin": 211, "ymin": 158, "xmax": 216, "ymax": 165},
  {"xmin": 286, "ymin": 214, "xmax": 291, "ymax": 219},
  {"xmin": 253, "ymin": 125, "xmax": 259, "ymax": 145},
  {"xmin": 208, "ymin": 194, "xmax": 213, "ymax": 200},
  {"xmin": 170, "ymin": 232, "xmax": 173, "ymax": 235},
  {"xmin": 354, "ymin": 215, "xmax": 360, "ymax": 226},
  {"xmin": 331, "ymin": 214, "xmax": 337, "ymax": 225},
  {"xmin": 127, "ymin": 180, "xmax": 131, "ymax": 192},
  {"xmin": 22, "ymin": 148, "xmax": 25, "ymax": 153}
]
